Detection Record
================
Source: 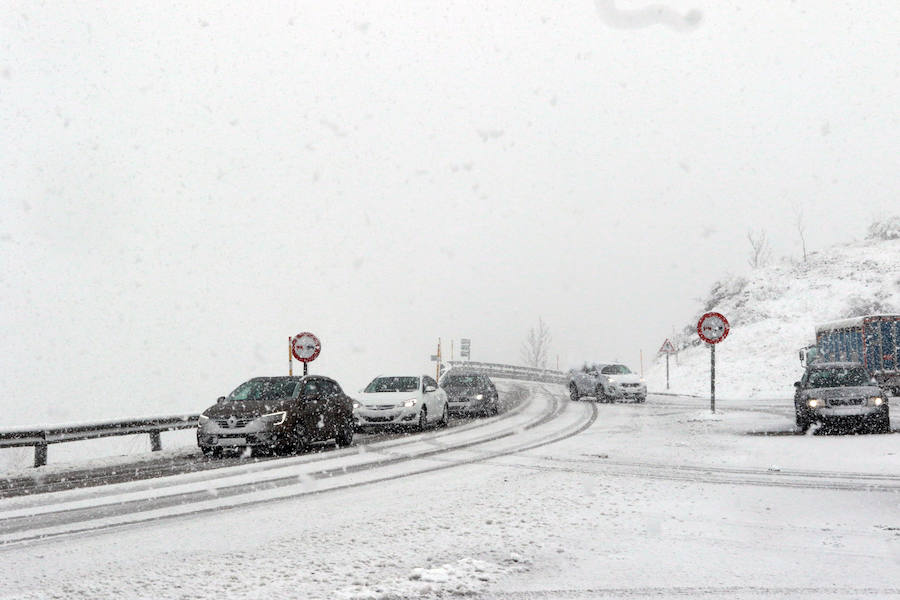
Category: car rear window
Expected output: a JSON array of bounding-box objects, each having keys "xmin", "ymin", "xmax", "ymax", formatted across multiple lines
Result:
[{"xmin": 442, "ymin": 375, "xmax": 480, "ymax": 387}]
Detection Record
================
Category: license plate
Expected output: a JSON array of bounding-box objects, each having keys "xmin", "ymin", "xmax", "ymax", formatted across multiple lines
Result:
[
  {"xmin": 827, "ymin": 407, "xmax": 863, "ymax": 417},
  {"xmin": 217, "ymin": 437, "xmax": 246, "ymax": 446}
]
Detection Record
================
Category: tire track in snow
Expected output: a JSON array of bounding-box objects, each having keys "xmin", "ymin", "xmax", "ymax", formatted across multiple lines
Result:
[
  {"xmin": 483, "ymin": 585, "xmax": 900, "ymax": 598},
  {"xmin": 481, "ymin": 454, "xmax": 900, "ymax": 493},
  {"xmin": 0, "ymin": 384, "xmax": 596, "ymax": 548}
]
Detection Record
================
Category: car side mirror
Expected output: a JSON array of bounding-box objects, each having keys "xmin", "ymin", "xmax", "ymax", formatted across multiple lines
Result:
[
  {"xmin": 425, "ymin": 384, "xmax": 437, "ymax": 393},
  {"xmin": 217, "ymin": 396, "xmax": 226, "ymax": 404},
  {"xmin": 793, "ymin": 382, "xmax": 801, "ymax": 388}
]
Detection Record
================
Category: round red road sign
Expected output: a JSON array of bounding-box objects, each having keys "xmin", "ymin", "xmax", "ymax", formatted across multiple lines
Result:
[
  {"xmin": 697, "ymin": 312, "xmax": 730, "ymax": 344},
  {"xmin": 291, "ymin": 332, "xmax": 321, "ymax": 362}
]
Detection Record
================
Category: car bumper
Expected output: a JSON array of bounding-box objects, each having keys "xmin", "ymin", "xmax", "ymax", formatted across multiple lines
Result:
[
  {"xmin": 448, "ymin": 399, "xmax": 493, "ymax": 414},
  {"xmin": 606, "ymin": 386, "xmax": 647, "ymax": 400},
  {"xmin": 197, "ymin": 429, "xmax": 279, "ymax": 448},
  {"xmin": 354, "ymin": 407, "xmax": 419, "ymax": 427},
  {"xmin": 806, "ymin": 405, "xmax": 887, "ymax": 419}
]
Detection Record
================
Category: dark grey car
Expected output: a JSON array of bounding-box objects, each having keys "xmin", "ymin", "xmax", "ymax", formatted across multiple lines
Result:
[
  {"xmin": 793, "ymin": 362, "xmax": 890, "ymax": 433},
  {"xmin": 197, "ymin": 376, "xmax": 355, "ymax": 457},
  {"xmin": 440, "ymin": 371, "xmax": 499, "ymax": 416}
]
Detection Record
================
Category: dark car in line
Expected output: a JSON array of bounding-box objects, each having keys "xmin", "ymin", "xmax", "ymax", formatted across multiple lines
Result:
[
  {"xmin": 440, "ymin": 370, "xmax": 499, "ymax": 416},
  {"xmin": 197, "ymin": 375, "xmax": 355, "ymax": 457},
  {"xmin": 793, "ymin": 362, "xmax": 891, "ymax": 433}
]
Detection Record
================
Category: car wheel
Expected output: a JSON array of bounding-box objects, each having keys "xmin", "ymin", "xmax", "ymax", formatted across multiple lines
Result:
[
  {"xmin": 795, "ymin": 413, "xmax": 809, "ymax": 433},
  {"xmin": 874, "ymin": 411, "xmax": 891, "ymax": 434},
  {"xmin": 335, "ymin": 420, "xmax": 354, "ymax": 447},
  {"xmin": 438, "ymin": 402, "xmax": 449, "ymax": 427},
  {"xmin": 491, "ymin": 400, "xmax": 500, "ymax": 416},
  {"xmin": 292, "ymin": 425, "xmax": 311, "ymax": 454},
  {"xmin": 569, "ymin": 383, "xmax": 579, "ymax": 401},
  {"xmin": 596, "ymin": 385, "xmax": 609, "ymax": 403},
  {"xmin": 418, "ymin": 407, "xmax": 428, "ymax": 431}
]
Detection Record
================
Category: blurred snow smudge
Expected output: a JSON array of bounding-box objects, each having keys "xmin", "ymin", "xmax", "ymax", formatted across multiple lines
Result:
[{"xmin": 595, "ymin": 0, "xmax": 702, "ymax": 32}]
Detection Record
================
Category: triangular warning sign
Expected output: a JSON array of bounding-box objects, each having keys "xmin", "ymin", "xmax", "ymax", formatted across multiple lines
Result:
[{"xmin": 659, "ymin": 339, "xmax": 676, "ymax": 354}]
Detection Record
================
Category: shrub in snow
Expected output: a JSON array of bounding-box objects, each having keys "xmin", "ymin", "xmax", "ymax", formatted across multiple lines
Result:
[
  {"xmin": 844, "ymin": 295, "xmax": 896, "ymax": 318},
  {"xmin": 702, "ymin": 276, "xmax": 748, "ymax": 313},
  {"xmin": 867, "ymin": 215, "xmax": 900, "ymax": 240}
]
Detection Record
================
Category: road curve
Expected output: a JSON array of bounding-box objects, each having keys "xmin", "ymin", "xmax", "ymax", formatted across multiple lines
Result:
[{"xmin": 0, "ymin": 382, "xmax": 597, "ymax": 548}]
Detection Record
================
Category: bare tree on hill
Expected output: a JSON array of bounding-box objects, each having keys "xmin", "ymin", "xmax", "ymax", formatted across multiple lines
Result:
[
  {"xmin": 521, "ymin": 317, "xmax": 552, "ymax": 369},
  {"xmin": 795, "ymin": 208, "xmax": 808, "ymax": 262},
  {"xmin": 747, "ymin": 229, "xmax": 771, "ymax": 269}
]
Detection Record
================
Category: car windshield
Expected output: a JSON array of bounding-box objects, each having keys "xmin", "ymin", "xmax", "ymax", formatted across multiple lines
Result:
[
  {"xmin": 228, "ymin": 380, "xmax": 297, "ymax": 401},
  {"xmin": 442, "ymin": 375, "xmax": 480, "ymax": 388},
  {"xmin": 806, "ymin": 367, "xmax": 871, "ymax": 388},
  {"xmin": 601, "ymin": 365, "xmax": 631, "ymax": 375},
  {"xmin": 365, "ymin": 376, "xmax": 419, "ymax": 393}
]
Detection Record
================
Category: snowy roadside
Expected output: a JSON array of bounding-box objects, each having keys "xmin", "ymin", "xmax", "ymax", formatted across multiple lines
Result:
[{"xmin": 1, "ymin": 383, "xmax": 898, "ymax": 599}]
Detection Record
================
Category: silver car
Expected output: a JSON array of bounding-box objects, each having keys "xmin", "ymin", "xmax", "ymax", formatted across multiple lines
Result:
[
  {"xmin": 568, "ymin": 363, "xmax": 647, "ymax": 403},
  {"xmin": 793, "ymin": 362, "xmax": 891, "ymax": 433}
]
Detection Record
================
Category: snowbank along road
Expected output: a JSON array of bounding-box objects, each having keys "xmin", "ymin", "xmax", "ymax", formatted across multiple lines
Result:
[{"xmin": 1, "ymin": 381, "xmax": 898, "ymax": 599}]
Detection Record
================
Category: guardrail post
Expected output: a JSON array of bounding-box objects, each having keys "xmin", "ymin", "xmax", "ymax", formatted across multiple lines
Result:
[
  {"xmin": 149, "ymin": 431, "xmax": 162, "ymax": 452},
  {"xmin": 34, "ymin": 441, "xmax": 48, "ymax": 468}
]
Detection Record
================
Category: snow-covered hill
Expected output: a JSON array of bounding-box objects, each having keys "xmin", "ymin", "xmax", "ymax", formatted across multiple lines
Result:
[{"xmin": 645, "ymin": 232, "xmax": 900, "ymax": 399}]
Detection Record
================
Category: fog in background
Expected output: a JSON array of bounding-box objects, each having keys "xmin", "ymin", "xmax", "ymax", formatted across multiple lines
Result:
[{"xmin": 2, "ymin": 1, "xmax": 899, "ymax": 425}]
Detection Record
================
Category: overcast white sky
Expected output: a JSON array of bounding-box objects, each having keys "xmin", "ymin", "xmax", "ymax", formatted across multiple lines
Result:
[{"xmin": 2, "ymin": 1, "xmax": 899, "ymax": 425}]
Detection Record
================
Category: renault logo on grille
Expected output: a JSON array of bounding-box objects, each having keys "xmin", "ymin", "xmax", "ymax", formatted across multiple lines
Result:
[{"xmin": 227, "ymin": 415, "xmax": 237, "ymax": 428}]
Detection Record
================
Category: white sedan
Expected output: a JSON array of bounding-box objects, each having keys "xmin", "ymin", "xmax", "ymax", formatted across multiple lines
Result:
[{"xmin": 354, "ymin": 374, "xmax": 449, "ymax": 430}]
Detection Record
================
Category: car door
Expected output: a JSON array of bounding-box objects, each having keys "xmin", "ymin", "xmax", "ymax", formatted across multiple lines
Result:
[
  {"xmin": 300, "ymin": 378, "xmax": 328, "ymax": 440},
  {"xmin": 421, "ymin": 375, "xmax": 437, "ymax": 419},
  {"xmin": 427, "ymin": 375, "xmax": 444, "ymax": 417},
  {"xmin": 577, "ymin": 368, "xmax": 594, "ymax": 394},
  {"xmin": 319, "ymin": 379, "xmax": 340, "ymax": 438},
  {"xmin": 485, "ymin": 377, "xmax": 498, "ymax": 402}
]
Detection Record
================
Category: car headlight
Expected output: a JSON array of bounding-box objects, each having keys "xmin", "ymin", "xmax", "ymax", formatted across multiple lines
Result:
[
  {"xmin": 806, "ymin": 398, "xmax": 825, "ymax": 408},
  {"xmin": 868, "ymin": 396, "xmax": 884, "ymax": 407},
  {"xmin": 402, "ymin": 399, "xmax": 418, "ymax": 408},
  {"xmin": 198, "ymin": 414, "xmax": 210, "ymax": 428},
  {"xmin": 352, "ymin": 401, "xmax": 360, "ymax": 410},
  {"xmin": 607, "ymin": 378, "xmax": 616, "ymax": 384},
  {"xmin": 475, "ymin": 393, "xmax": 484, "ymax": 400},
  {"xmin": 260, "ymin": 411, "xmax": 287, "ymax": 425}
]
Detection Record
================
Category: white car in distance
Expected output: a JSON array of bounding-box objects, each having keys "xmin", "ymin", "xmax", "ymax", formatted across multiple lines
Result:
[
  {"xmin": 354, "ymin": 375, "xmax": 449, "ymax": 431},
  {"xmin": 568, "ymin": 363, "xmax": 647, "ymax": 403}
]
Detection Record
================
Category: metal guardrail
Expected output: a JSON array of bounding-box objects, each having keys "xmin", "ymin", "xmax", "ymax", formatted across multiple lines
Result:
[
  {"xmin": 446, "ymin": 361, "xmax": 567, "ymax": 384},
  {"xmin": 0, "ymin": 415, "xmax": 199, "ymax": 468}
]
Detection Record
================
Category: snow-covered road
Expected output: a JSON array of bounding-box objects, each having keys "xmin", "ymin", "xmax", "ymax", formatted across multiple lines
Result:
[{"xmin": 1, "ymin": 381, "xmax": 898, "ymax": 599}]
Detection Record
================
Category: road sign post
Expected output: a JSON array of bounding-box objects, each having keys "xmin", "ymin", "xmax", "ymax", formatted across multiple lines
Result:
[
  {"xmin": 696, "ymin": 313, "xmax": 729, "ymax": 413},
  {"xmin": 460, "ymin": 338, "xmax": 471, "ymax": 361},
  {"xmin": 659, "ymin": 338, "xmax": 676, "ymax": 390},
  {"xmin": 291, "ymin": 332, "xmax": 322, "ymax": 376}
]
